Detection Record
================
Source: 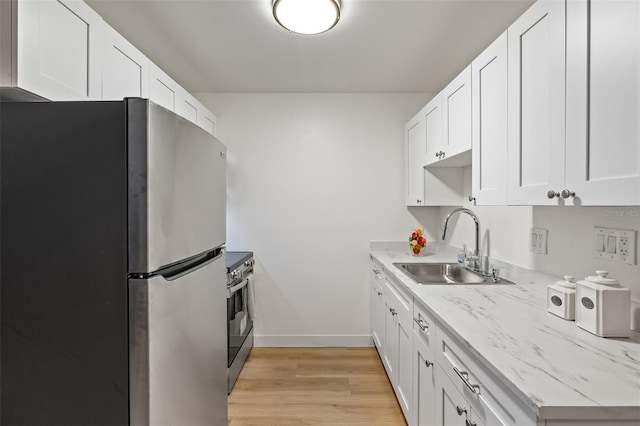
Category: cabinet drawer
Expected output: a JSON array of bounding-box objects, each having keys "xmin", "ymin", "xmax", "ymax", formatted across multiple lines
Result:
[
  {"xmin": 371, "ymin": 260, "xmax": 385, "ymax": 286},
  {"xmin": 413, "ymin": 299, "xmax": 436, "ymax": 354},
  {"xmin": 436, "ymin": 325, "xmax": 536, "ymax": 426},
  {"xmin": 383, "ymin": 275, "xmax": 412, "ymax": 322}
]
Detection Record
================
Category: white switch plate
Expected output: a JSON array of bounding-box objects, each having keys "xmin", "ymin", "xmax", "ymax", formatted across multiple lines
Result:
[
  {"xmin": 530, "ymin": 227, "xmax": 547, "ymax": 255},
  {"xmin": 593, "ymin": 227, "xmax": 636, "ymax": 265}
]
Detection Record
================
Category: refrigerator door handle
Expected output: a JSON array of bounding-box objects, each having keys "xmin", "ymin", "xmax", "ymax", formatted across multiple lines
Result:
[{"xmin": 135, "ymin": 247, "xmax": 224, "ymax": 281}]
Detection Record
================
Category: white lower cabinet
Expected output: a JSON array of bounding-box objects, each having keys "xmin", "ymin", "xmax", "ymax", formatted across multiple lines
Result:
[
  {"xmin": 376, "ymin": 271, "xmax": 414, "ymax": 420},
  {"xmin": 396, "ymin": 314, "xmax": 413, "ymax": 418},
  {"xmin": 413, "ymin": 329, "xmax": 436, "ymax": 426},
  {"xmin": 371, "ymin": 259, "xmax": 640, "ymax": 426},
  {"xmin": 435, "ymin": 324, "xmax": 535, "ymax": 426},
  {"xmin": 371, "ymin": 264, "xmax": 385, "ymax": 352}
]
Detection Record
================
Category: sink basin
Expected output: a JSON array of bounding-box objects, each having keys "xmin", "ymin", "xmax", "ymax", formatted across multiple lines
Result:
[{"xmin": 393, "ymin": 263, "xmax": 514, "ymax": 285}]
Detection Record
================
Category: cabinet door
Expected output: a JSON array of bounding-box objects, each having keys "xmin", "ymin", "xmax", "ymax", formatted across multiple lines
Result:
[
  {"xmin": 435, "ymin": 366, "xmax": 468, "ymax": 426},
  {"xmin": 199, "ymin": 108, "xmax": 217, "ymax": 136},
  {"xmin": 472, "ymin": 32, "xmax": 508, "ymax": 206},
  {"xmin": 17, "ymin": 0, "xmax": 103, "ymax": 100},
  {"xmin": 565, "ymin": 0, "xmax": 640, "ymax": 205},
  {"xmin": 149, "ymin": 61, "xmax": 179, "ymax": 112},
  {"xmin": 405, "ymin": 114, "xmax": 426, "ymax": 206},
  {"xmin": 382, "ymin": 298, "xmax": 398, "ymax": 384},
  {"xmin": 176, "ymin": 87, "xmax": 200, "ymax": 124},
  {"xmin": 396, "ymin": 316, "xmax": 413, "ymax": 420},
  {"xmin": 441, "ymin": 65, "xmax": 472, "ymax": 160},
  {"xmin": 424, "ymin": 94, "xmax": 444, "ymax": 166},
  {"xmin": 371, "ymin": 274, "xmax": 385, "ymax": 352},
  {"xmin": 102, "ymin": 24, "xmax": 149, "ymax": 100},
  {"xmin": 507, "ymin": 0, "xmax": 566, "ymax": 205},
  {"xmin": 413, "ymin": 331, "xmax": 436, "ymax": 426}
]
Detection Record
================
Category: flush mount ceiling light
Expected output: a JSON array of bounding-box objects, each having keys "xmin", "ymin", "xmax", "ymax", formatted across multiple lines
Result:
[{"xmin": 272, "ymin": 0, "xmax": 341, "ymax": 35}]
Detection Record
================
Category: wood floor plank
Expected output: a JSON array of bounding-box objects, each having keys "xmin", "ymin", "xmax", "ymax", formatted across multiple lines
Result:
[{"xmin": 229, "ymin": 347, "xmax": 407, "ymax": 425}]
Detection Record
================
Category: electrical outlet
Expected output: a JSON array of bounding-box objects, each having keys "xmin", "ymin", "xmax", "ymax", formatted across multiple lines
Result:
[
  {"xmin": 530, "ymin": 228, "xmax": 548, "ymax": 255},
  {"xmin": 593, "ymin": 227, "xmax": 636, "ymax": 265}
]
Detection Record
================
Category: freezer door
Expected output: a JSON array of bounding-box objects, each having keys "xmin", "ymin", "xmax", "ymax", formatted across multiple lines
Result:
[
  {"xmin": 128, "ymin": 99, "xmax": 226, "ymax": 273},
  {"xmin": 129, "ymin": 249, "xmax": 228, "ymax": 426}
]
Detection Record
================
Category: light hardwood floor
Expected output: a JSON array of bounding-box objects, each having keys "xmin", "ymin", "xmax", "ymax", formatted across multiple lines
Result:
[{"xmin": 229, "ymin": 347, "xmax": 407, "ymax": 426}]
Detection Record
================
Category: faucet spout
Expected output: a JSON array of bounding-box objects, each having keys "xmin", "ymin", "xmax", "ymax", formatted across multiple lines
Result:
[{"xmin": 441, "ymin": 208, "xmax": 481, "ymax": 256}]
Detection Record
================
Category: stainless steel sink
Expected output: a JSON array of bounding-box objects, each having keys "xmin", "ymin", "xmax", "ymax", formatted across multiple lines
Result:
[{"xmin": 393, "ymin": 263, "xmax": 514, "ymax": 285}]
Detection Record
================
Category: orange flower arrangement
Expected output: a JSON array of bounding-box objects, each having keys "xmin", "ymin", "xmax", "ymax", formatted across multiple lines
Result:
[{"xmin": 409, "ymin": 228, "xmax": 427, "ymax": 255}]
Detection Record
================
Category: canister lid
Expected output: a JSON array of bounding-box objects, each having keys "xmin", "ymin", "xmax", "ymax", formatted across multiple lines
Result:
[
  {"xmin": 556, "ymin": 275, "xmax": 576, "ymax": 289},
  {"xmin": 584, "ymin": 270, "xmax": 620, "ymax": 286}
]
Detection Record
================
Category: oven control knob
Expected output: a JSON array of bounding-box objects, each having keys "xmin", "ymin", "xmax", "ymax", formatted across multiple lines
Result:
[{"xmin": 231, "ymin": 270, "xmax": 240, "ymax": 280}]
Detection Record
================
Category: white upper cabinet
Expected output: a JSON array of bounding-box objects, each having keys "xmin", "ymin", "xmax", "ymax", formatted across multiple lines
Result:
[
  {"xmin": 102, "ymin": 23, "xmax": 149, "ymax": 100},
  {"xmin": 405, "ymin": 99, "xmax": 465, "ymax": 207},
  {"xmin": 149, "ymin": 61, "xmax": 179, "ymax": 113},
  {"xmin": 199, "ymin": 107, "xmax": 217, "ymax": 137},
  {"xmin": 438, "ymin": 65, "xmax": 472, "ymax": 166},
  {"xmin": 2, "ymin": 0, "xmax": 104, "ymax": 101},
  {"xmin": 424, "ymin": 94, "xmax": 443, "ymax": 165},
  {"xmin": 176, "ymin": 87, "xmax": 200, "ymax": 123},
  {"xmin": 565, "ymin": 0, "xmax": 640, "ymax": 205},
  {"xmin": 471, "ymin": 32, "xmax": 508, "ymax": 205},
  {"xmin": 507, "ymin": 0, "xmax": 566, "ymax": 205},
  {"xmin": 405, "ymin": 112, "xmax": 426, "ymax": 206}
]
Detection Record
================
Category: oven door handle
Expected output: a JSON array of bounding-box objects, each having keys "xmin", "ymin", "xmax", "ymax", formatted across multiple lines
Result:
[{"xmin": 229, "ymin": 277, "xmax": 250, "ymax": 294}]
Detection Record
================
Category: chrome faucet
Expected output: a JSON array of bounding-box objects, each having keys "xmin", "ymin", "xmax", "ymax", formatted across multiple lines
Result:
[{"xmin": 442, "ymin": 208, "xmax": 481, "ymax": 271}]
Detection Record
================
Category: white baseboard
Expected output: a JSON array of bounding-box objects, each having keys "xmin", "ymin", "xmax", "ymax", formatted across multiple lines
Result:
[{"xmin": 254, "ymin": 334, "xmax": 374, "ymax": 347}]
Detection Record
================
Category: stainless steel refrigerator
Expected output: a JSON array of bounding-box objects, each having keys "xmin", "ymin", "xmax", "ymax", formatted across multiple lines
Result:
[{"xmin": 0, "ymin": 99, "xmax": 228, "ymax": 425}]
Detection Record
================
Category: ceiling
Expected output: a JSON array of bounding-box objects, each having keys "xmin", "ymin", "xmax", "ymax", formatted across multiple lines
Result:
[{"xmin": 86, "ymin": 0, "xmax": 534, "ymax": 94}]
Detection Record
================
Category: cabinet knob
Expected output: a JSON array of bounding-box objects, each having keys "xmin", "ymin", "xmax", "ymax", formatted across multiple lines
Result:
[
  {"xmin": 465, "ymin": 420, "xmax": 477, "ymax": 426},
  {"xmin": 468, "ymin": 195, "xmax": 476, "ymax": 202},
  {"xmin": 376, "ymin": 291, "xmax": 382, "ymax": 296},
  {"xmin": 416, "ymin": 199, "xmax": 422, "ymax": 204},
  {"xmin": 425, "ymin": 359, "xmax": 433, "ymax": 367},
  {"xmin": 389, "ymin": 308, "xmax": 397, "ymax": 316},
  {"xmin": 547, "ymin": 190, "xmax": 560, "ymax": 199},
  {"xmin": 456, "ymin": 406, "xmax": 467, "ymax": 416},
  {"xmin": 561, "ymin": 189, "xmax": 575, "ymax": 199}
]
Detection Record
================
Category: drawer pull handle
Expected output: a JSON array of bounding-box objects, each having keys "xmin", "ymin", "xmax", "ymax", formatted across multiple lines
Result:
[
  {"xmin": 453, "ymin": 366, "xmax": 480, "ymax": 395},
  {"xmin": 456, "ymin": 405, "xmax": 467, "ymax": 416},
  {"xmin": 413, "ymin": 317, "xmax": 428, "ymax": 331},
  {"xmin": 425, "ymin": 359, "xmax": 433, "ymax": 367},
  {"xmin": 465, "ymin": 420, "xmax": 477, "ymax": 426}
]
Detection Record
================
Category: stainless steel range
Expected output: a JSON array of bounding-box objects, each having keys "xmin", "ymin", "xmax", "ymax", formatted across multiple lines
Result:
[{"xmin": 226, "ymin": 251, "xmax": 255, "ymax": 393}]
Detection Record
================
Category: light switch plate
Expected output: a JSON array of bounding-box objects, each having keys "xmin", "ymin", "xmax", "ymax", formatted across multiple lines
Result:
[
  {"xmin": 530, "ymin": 227, "xmax": 547, "ymax": 255},
  {"xmin": 593, "ymin": 227, "xmax": 636, "ymax": 265}
]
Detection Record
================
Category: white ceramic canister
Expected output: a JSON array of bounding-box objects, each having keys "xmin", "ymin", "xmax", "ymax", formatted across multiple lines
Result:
[
  {"xmin": 576, "ymin": 271, "xmax": 630, "ymax": 338},
  {"xmin": 547, "ymin": 276, "xmax": 576, "ymax": 320}
]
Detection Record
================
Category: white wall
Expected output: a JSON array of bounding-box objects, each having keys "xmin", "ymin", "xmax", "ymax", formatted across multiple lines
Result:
[
  {"xmin": 197, "ymin": 93, "xmax": 437, "ymax": 346},
  {"xmin": 439, "ymin": 166, "xmax": 640, "ymax": 328}
]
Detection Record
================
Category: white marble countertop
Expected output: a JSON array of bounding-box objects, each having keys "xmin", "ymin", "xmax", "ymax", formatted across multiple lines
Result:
[{"xmin": 370, "ymin": 242, "xmax": 640, "ymax": 421}]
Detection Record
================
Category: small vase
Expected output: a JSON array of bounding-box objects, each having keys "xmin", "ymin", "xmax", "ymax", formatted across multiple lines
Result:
[{"xmin": 411, "ymin": 250, "xmax": 422, "ymax": 257}]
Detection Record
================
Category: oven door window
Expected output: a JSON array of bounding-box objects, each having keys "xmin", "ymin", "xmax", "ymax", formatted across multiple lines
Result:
[{"xmin": 227, "ymin": 279, "xmax": 253, "ymax": 366}]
